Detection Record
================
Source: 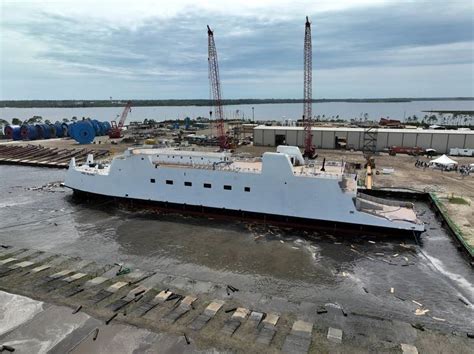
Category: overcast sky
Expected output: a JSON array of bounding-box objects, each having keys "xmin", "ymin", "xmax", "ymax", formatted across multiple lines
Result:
[{"xmin": 1, "ymin": 0, "xmax": 473, "ymax": 100}]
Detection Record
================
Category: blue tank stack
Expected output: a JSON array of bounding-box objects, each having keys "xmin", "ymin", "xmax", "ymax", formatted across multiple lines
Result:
[
  {"xmin": 54, "ymin": 122, "xmax": 65, "ymax": 138},
  {"xmin": 5, "ymin": 119, "xmax": 112, "ymax": 144},
  {"xmin": 4, "ymin": 125, "xmax": 21, "ymax": 140},
  {"xmin": 20, "ymin": 124, "xmax": 38, "ymax": 140},
  {"xmin": 69, "ymin": 121, "xmax": 96, "ymax": 144}
]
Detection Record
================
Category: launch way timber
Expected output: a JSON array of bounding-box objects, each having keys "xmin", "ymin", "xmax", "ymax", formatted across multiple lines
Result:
[{"xmin": 64, "ymin": 146, "xmax": 424, "ymax": 235}]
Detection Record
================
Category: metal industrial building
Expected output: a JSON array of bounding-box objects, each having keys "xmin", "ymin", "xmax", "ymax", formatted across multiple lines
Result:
[{"xmin": 253, "ymin": 126, "xmax": 474, "ymax": 153}]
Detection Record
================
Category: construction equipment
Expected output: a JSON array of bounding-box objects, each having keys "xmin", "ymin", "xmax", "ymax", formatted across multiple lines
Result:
[
  {"xmin": 303, "ymin": 17, "xmax": 316, "ymax": 159},
  {"xmin": 109, "ymin": 101, "xmax": 132, "ymax": 139},
  {"xmin": 207, "ymin": 25, "xmax": 230, "ymax": 150}
]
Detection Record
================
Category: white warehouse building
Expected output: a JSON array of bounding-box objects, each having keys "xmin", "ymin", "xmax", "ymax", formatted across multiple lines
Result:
[{"xmin": 253, "ymin": 125, "xmax": 474, "ymax": 154}]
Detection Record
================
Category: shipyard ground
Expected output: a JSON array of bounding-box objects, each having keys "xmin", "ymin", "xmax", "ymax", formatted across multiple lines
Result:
[
  {"xmin": 0, "ymin": 162, "xmax": 473, "ymax": 353},
  {"xmin": 240, "ymin": 145, "xmax": 474, "ymax": 253}
]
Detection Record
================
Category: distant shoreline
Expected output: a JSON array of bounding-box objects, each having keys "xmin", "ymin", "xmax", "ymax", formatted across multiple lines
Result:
[{"xmin": 1, "ymin": 97, "xmax": 473, "ymax": 108}]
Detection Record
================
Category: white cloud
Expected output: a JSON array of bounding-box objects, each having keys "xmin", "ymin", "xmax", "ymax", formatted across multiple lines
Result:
[
  {"xmin": 2, "ymin": 0, "xmax": 395, "ymax": 26},
  {"xmin": 1, "ymin": 0, "xmax": 472, "ymax": 99}
]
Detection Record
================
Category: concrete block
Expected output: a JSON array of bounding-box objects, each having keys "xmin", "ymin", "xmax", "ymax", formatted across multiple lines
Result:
[
  {"xmin": 31, "ymin": 264, "xmax": 50, "ymax": 273},
  {"xmin": 232, "ymin": 307, "xmax": 250, "ymax": 320},
  {"xmin": 0, "ymin": 258, "xmax": 17, "ymax": 265},
  {"xmin": 49, "ymin": 269, "xmax": 73, "ymax": 279},
  {"xmin": 400, "ymin": 343, "xmax": 418, "ymax": 354},
  {"xmin": 181, "ymin": 295, "xmax": 197, "ymax": 307},
  {"xmin": 155, "ymin": 290, "xmax": 172, "ymax": 302},
  {"xmin": 127, "ymin": 285, "xmax": 148, "ymax": 298},
  {"xmin": 203, "ymin": 300, "xmax": 224, "ymax": 316},
  {"xmin": 63, "ymin": 273, "xmax": 87, "ymax": 283},
  {"xmin": 84, "ymin": 276, "xmax": 108, "ymax": 287},
  {"xmin": 292, "ymin": 320, "xmax": 313, "ymax": 337},
  {"xmin": 106, "ymin": 281, "xmax": 128, "ymax": 293},
  {"xmin": 249, "ymin": 311, "xmax": 264, "ymax": 323},
  {"xmin": 262, "ymin": 313, "xmax": 279, "ymax": 327},
  {"xmin": 327, "ymin": 327, "xmax": 343, "ymax": 343},
  {"xmin": 9, "ymin": 261, "xmax": 34, "ymax": 269}
]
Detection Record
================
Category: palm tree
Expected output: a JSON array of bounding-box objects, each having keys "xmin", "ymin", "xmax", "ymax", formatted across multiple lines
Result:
[
  {"xmin": 0, "ymin": 119, "xmax": 9, "ymax": 132},
  {"xmin": 24, "ymin": 116, "xmax": 42, "ymax": 124}
]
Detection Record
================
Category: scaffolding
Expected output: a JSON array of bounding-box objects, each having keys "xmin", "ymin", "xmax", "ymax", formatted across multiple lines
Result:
[{"xmin": 362, "ymin": 124, "xmax": 378, "ymax": 158}]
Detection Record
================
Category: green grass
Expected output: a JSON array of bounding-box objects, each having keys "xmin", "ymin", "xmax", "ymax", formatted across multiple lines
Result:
[{"xmin": 448, "ymin": 196, "xmax": 470, "ymax": 205}]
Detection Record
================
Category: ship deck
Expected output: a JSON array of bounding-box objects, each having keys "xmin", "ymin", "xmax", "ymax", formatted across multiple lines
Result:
[{"xmin": 155, "ymin": 159, "xmax": 349, "ymax": 179}]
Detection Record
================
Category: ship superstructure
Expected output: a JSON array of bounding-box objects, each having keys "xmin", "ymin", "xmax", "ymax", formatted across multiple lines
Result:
[{"xmin": 64, "ymin": 146, "xmax": 424, "ymax": 234}]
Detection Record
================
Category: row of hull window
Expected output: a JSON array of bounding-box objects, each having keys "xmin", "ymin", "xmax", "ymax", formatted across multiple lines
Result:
[{"xmin": 150, "ymin": 178, "xmax": 250, "ymax": 192}]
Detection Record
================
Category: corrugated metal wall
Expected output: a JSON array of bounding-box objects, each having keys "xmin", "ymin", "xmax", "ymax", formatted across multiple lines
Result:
[{"xmin": 253, "ymin": 128, "xmax": 474, "ymax": 153}]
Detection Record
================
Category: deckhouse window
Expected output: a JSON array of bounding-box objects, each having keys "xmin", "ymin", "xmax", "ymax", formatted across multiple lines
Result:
[
  {"xmin": 185, "ymin": 181, "xmax": 192, "ymax": 187},
  {"xmin": 150, "ymin": 178, "xmax": 155, "ymax": 183},
  {"xmin": 204, "ymin": 183, "xmax": 212, "ymax": 188},
  {"xmin": 244, "ymin": 187, "xmax": 251, "ymax": 192},
  {"xmin": 224, "ymin": 185, "xmax": 232, "ymax": 190},
  {"xmin": 166, "ymin": 180, "xmax": 173, "ymax": 185}
]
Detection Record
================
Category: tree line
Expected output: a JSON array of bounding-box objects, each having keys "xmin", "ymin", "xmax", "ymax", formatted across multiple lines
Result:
[{"xmin": 1, "ymin": 97, "xmax": 473, "ymax": 108}]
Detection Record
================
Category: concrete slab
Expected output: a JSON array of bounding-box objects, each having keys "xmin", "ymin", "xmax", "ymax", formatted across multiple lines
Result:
[
  {"xmin": 181, "ymin": 295, "xmax": 197, "ymax": 307},
  {"xmin": 126, "ymin": 285, "xmax": 148, "ymax": 298},
  {"xmin": 63, "ymin": 273, "xmax": 87, "ymax": 283},
  {"xmin": 9, "ymin": 260, "xmax": 34, "ymax": 269},
  {"xmin": 156, "ymin": 290, "xmax": 173, "ymax": 302},
  {"xmin": 401, "ymin": 343, "xmax": 419, "ymax": 354},
  {"xmin": 0, "ymin": 291, "xmax": 45, "ymax": 337},
  {"xmin": 256, "ymin": 327, "xmax": 277, "ymax": 345},
  {"xmin": 49, "ymin": 269, "xmax": 73, "ymax": 279},
  {"xmin": 67, "ymin": 323, "xmax": 157, "ymax": 354},
  {"xmin": 0, "ymin": 258, "xmax": 17, "ymax": 265},
  {"xmin": 48, "ymin": 317, "xmax": 102, "ymax": 354},
  {"xmin": 30, "ymin": 264, "xmax": 51, "ymax": 273},
  {"xmin": 282, "ymin": 320, "xmax": 314, "ymax": 354},
  {"xmin": 0, "ymin": 304, "xmax": 91, "ymax": 353},
  {"xmin": 106, "ymin": 281, "xmax": 128, "ymax": 293},
  {"xmin": 189, "ymin": 300, "xmax": 224, "ymax": 331},
  {"xmin": 204, "ymin": 300, "xmax": 224, "ymax": 316},
  {"xmin": 327, "ymin": 327, "xmax": 343, "ymax": 343},
  {"xmin": 293, "ymin": 320, "xmax": 313, "ymax": 335},
  {"xmin": 163, "ymin": 295, "xmax": 198, "ymax": 324},
  {"xmin": 281, "ymin": 333, "xmax": 312, "ymax": 354},
  {"xmin": 232, "ymin": 307, "xmax": 250, "ymax": 320},
  {"xmin": 249, "ymin": 311, "xmax": 264, "ymax": 323},
  {"xmin": 262, "ymin": 313, "xmax": 280, "ymax": 327},
  {"xmin": 84, "ymin": 276, "xmax": 109, "ymax": 288}
]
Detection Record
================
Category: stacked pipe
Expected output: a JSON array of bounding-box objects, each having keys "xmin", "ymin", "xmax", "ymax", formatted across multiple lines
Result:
[{"xmin": 4, "ymin": 119, "xmax": 112, "ymax": 144}]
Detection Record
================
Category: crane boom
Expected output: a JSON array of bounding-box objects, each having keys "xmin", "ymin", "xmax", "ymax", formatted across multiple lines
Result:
[
  {"xmin": 303, "ymin": 16, "xmax": 316, "ymax": 158},
  {"xmin": 109, "ymin": 101, "xmax": 132, "ymax": 139},
  {"xmin": 207, "ymin": 25, "xmax": 228, "ymax": 150},
  {"xmin": 118, "ymin": 101, "xmax": 132, "ymax": 129}
]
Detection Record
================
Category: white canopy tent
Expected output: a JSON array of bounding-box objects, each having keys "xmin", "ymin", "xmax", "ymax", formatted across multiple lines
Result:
[{"xmin": 429, "ymin": 154, "xmax": 458, "ymax": 169}]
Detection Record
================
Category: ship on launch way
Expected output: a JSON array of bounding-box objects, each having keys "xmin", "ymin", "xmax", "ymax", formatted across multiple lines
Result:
[{"xmin": 64, "ymin": 146, "xmax": 425, "ymax": 235}]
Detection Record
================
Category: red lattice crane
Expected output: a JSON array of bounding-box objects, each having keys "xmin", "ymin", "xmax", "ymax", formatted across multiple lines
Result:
[
  {"xmin": 109, "ymin": 101, "xmax": 132, "ymax": 138},
  {"xmin": 207, "ymin": 25, "xmax": 229, "ymax": 150},
  {"xmin": 303, "ymin": 17, "xmax": 316, "ymax": 159}
]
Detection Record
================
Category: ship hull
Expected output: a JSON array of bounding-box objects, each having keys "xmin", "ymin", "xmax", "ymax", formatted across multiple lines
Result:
[{"xmin": 70, "ymin": 188, "xmax": 421, "ymax": 237}]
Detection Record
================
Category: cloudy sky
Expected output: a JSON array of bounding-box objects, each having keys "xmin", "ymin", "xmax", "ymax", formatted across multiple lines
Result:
[{"xmin": 0, "ymin": 0, "xmax": 473, "ymax": 100}]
